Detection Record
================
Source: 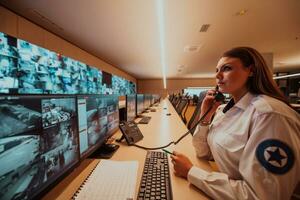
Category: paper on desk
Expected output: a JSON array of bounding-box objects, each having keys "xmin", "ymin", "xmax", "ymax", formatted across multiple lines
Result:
[{"xmin": 73, "ymin": 160, "xmax": 138, "ymax": 200}]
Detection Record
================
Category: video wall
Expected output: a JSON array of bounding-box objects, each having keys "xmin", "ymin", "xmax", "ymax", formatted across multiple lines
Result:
[
  {"xmin": 0, "ymin": 31, "xmax": 132, "ymax": 200},
  {"xmin": 0, "ymin": 32, "xmax": 136, "ymax": 95}
]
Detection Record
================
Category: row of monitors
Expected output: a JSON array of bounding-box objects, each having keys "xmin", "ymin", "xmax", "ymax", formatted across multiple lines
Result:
[
  {"xmin": 0, "ymin": 94, "xmax": 119, "ymax": 200},
  {"xmin": 0, "ymin": 32, "xmax": 136, "ymax": 95},
  {"xmin": 126, "ymin": 94, "xmax": 160, "ymax": 122}
]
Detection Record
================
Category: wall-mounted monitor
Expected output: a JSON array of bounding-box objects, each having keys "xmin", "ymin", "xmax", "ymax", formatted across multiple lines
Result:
[
  {"xmin": 0, "ymin": 95, "xmax": 79, "ymax": 200},
  {"xmin": 77, "ymin": 94, "xmax": 119, "ymax": 159},
  {"xmin": 126, "ymin": 94, "xmax": 136, "ymax": 122},
  {"xmin": 0, "ymin": 31, "xmax": 136, "ymax": 95},
  {"xmin": 136, "ymin": 94, "xmax": 144, "ymax": 115},
  {"xmin": 102, "ymin": 71, "xmax": 112, "ymax": 94}
]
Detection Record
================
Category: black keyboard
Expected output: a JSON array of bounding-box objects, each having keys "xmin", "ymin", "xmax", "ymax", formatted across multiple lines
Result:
[
  {"xmin": 137, "ymin": 151, "xmax": 172, "ymax": 200},
  {"xmin": 138, "ymin": 116, "xmax": 151, "ymax": 124}
]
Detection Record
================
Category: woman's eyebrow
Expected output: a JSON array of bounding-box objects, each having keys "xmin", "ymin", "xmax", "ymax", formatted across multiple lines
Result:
[{"xmin": 216, "ymin": 63, "xmax": 230, "ymax": 71}]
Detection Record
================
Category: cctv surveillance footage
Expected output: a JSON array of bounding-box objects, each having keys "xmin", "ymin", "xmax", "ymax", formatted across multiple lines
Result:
[{"xmin": 0, "ymin": 96, "xmax": 79, "ymax": 200}]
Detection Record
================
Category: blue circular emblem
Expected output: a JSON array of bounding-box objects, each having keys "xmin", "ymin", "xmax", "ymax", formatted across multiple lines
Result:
[{"xmin": 256, "ymin": 139, "xmax": 294, "ymax": 175}]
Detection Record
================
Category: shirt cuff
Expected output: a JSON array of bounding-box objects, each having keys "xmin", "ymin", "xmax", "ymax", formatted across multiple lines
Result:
[{"xmin": 187, "ymin": 166, "xmax": 210, "ymax": 184}]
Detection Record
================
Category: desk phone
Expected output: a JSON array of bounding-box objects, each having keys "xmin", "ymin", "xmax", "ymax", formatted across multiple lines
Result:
[{"xmin": 119, "ymin": 121, "xmax": 144, "ymax": 145}]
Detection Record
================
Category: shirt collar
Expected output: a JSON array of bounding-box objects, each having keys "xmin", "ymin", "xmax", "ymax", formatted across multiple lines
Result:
[{"xmin": 223, "ymin": 92, "xmax": 255, "ymax": 113}]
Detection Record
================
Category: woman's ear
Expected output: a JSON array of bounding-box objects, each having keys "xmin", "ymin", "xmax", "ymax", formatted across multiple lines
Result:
[{"xmin": 248, "ymin": 65, "xmax": 254, "ymax": 77}]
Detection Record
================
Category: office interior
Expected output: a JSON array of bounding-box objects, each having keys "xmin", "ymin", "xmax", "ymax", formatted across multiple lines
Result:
[{"xmin": 0, "ymin": 1, "xmax": 299, "ymax": 200}]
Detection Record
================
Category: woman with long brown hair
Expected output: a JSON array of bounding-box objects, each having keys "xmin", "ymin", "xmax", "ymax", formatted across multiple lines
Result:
[{"xmin": 171, "ymin": 47, "xmax": 299, "ymax": 199}]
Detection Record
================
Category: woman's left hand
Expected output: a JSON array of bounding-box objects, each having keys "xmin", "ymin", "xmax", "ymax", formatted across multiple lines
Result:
[{"xmin": 170, "ymin": 151, "xmax": 193, "ymax": 178}]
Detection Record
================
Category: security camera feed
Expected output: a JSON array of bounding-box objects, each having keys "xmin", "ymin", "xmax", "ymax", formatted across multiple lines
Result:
[
  {"xmin": 112, "ymin": 75, "xmax": 127, "ymax": 95},
  {"xmin": 128, "ymin": 81, "xmax": 136, "ymax": 94},
  {"xmin": 0, "ymin": 32, "xmax": 18, "ymax": 94},
  {"xmin": 77, "ymin": 95, "xmax": 119, "ymax": 158},
  {"xmin": 42, "ymin": 98, "xmax": 76, "ymax": 128},
  {"xmin": 0, "ymin": 31, "xmax": 135, "ymax": 95},
  {"xmin": 0, "ymin": 95, "xmax": 79, "ymax": 200},
  {"xmin": 102, "ymin": 71, "xmax": 112, "ymax": 95},
  {"xmin": 106, "ymin": 95, "xmax": 119, "ymax": 135},
  {"xmin": 17, "ymin": 39, "xmax": 102, "ymax": 95},
  {"xmin": 126, "ymin": 94, "xmax": 136, "ymax": 122},
  {"xmin": 0, "ymin": 32, "xmax": 18, "ymax": 58},
  {"xmin": 0, "ymin": 55, "xmax": 19, "ymax": 94},
  {"xmin": 112, "ymin": 75, "xmax": 136, "ymax": 95},
  {"xmin": 136, "ymin": 94, "xmax": 144, "ymax": 115}
]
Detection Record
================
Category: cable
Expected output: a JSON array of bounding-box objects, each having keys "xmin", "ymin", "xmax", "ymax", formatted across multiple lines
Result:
[{"xmin": 132, "ymin": 102, "xmax": 215, "ymax": 150}]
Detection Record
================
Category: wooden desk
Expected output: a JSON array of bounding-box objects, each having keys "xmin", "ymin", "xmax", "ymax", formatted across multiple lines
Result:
[{"xmin": 42, "ymin": 99, "xmax": 211, "ymax": 200}]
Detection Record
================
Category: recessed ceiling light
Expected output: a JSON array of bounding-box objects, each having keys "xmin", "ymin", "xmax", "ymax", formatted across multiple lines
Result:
[
  {"xmin": 184, "ymin": 45, "xmax": 202, "ymax": 52},
  {"xmin": 199, "ymin": 24, "xmax": 211, "ymax": 32},
  {"xmin": 235, "ymin": 9, "xmax": 248, "ymax": 16}
]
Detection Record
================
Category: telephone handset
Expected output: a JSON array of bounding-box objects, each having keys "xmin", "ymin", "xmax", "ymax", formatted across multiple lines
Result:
[
  {"xmin": 118, "ymin": 121, "xmax": 144, "ymax": 145},
  {"xmin": 214, "ymin": 86, "xmax": 225, "ymax": 102}
]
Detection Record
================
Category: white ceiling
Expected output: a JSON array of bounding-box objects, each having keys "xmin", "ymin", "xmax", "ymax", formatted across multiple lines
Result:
[{"xmin": 1, "ymin": 0, "xmax": 300, "ymax": 79}]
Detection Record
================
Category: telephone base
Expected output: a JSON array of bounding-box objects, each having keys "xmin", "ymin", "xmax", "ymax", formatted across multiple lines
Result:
[{"xmin": 89, "ymin": 143, "xmax": 120, "ymax": 159}]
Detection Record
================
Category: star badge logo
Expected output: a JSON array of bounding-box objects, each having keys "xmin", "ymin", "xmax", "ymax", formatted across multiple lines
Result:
[{"xmin": 256, "ymin": 139, "xmax": 294, "ymax": 174}]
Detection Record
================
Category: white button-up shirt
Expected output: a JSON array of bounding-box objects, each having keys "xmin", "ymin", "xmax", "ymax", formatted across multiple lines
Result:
[{"xmin": 189, "ymin": 92, "xmax": 300, "ymax": 200}]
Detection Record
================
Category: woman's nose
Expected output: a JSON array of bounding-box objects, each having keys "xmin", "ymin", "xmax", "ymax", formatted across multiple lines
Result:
[{"xmin": 215, "ymin": 71, "xmax": 222, "ymax": 79}]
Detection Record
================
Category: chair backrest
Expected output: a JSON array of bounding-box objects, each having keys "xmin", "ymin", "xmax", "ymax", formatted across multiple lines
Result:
[
  {"xmin": 187, "ymin": 100, "xmax": 201, "ymax": 134},
  {"xmin": 192, "ymin": 95, "xmax": 199, "ymax": 105},
  {"xmin": 176, "ymin": 98, "xmax": 188, "ymax": 115},
  {"xmin": 188, "ymin": 90, "xmax": 207, "ymax": 134},
  {"xmin": 181, "ymin": 101, "xmax": 189, "ymax": 124},
  {"xmin": 173, "ymin": 96, "xmax": 181, "ymax": 107}
]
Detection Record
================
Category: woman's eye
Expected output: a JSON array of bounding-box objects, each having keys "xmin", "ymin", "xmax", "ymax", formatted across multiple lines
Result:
[{"xmin": 222, "ymin": 66, "xmax": 231, "ymax": 71}]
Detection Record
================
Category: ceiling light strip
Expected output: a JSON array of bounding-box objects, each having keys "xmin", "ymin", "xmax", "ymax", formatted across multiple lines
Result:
[
  {"xmin": 273, "ymin": 73, "xmax": 300, "ymax": 79},
  {"xmin": 156, "ymin": 0, "xmax": 167, "ymax": 89}
]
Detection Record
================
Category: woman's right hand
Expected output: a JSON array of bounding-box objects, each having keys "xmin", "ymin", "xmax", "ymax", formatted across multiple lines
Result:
[{"xmin": 199, "ymin": 89, "xmax": 222, "ymax": 123}]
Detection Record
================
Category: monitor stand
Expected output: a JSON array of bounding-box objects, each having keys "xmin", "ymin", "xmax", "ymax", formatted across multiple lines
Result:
[{"xmin": 90, "ymin": 142, "xmax": 120, "ymax": 159}]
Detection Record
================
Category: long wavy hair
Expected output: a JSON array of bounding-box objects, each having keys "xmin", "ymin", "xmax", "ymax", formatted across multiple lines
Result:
[{"xmin": 222, "ymin": 47, "xmax": 289, "ymax": 105}]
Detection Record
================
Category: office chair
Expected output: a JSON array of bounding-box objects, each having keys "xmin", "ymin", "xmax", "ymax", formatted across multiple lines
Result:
[
  {"xmin": 187, "ymin": 91, "xmax": 207, "ymax": 134},
  {"xmin": 173, "ymin": 96, "xmax": 182, "ymax": 108},
  {"xmin": 181, "ymin": 100, "xmax": 189, "ymax": 124},
  {"xmin": 187, "ymin": 100, "xmax": 202, "ymax": 134},
  {"xmin": 176, "ymin": 98, "xmax": 188, "ymax": 116},
  {"xmin": 192, "ymin": 95, "xmax": 199, "ymax": 105}
]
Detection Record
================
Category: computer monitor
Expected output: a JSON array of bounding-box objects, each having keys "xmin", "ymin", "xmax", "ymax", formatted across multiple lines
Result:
[
  {"xmin": 126, "ymin": 94, "xmax": 136, "ymax": 122},
  {"xmin": 136, "ymin": 94, "xmax": 144, "ymax": 115},
  {"xmin": 0, "ymin": 95, "xmax": 79, "ymax": 200},
  {"xmin": 77, "ymin": 94, "xmax": 119, "ymax": 159},
  {"xmin": 106, "ymin": 95, "xmax": 119, "ymax": 135},
  {"xmin": 152, "ymin": 94, "xmax": 159, "ymax": 103},
  {"xmin": 144, "ymin": 94, "xmax": 151, "ymax": 109},
  {"xmin": 150, "ymin": 95, "xmax": 154, "ymax": 106}
]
